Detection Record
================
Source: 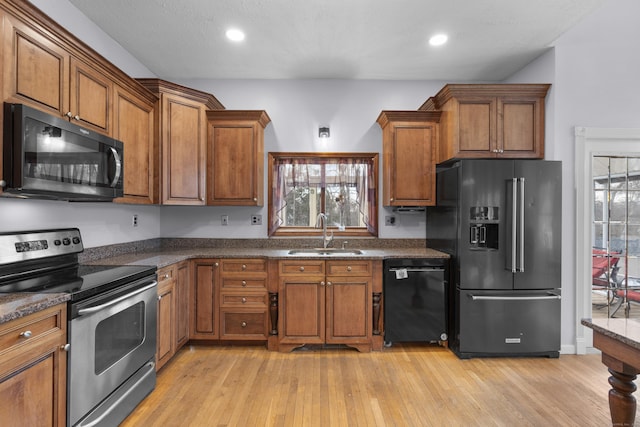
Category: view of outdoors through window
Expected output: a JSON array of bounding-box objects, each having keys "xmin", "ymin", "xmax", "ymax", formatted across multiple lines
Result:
[
  {"xmin": 592, "ymin": 156, "xmax": 640, "ymax": 318},
  {"xmin": 283, "ymin": 163, "xmax": 365, "ymax": 228},
  {"xmin": 268, "ymin": 154, "xmax": 378, "ymax": 236}
]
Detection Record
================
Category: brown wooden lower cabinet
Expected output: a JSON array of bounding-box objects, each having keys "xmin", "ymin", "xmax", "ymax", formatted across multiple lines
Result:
[
  {"xmin": 156, "ymin": 261, "xmax": 190, "ymax": 371},
  {"xmin": 190, "ymin": 259, "xmax": 220, "ymax": 340},
  {"xmin": 0, "ymin": 304, "xmax": 67, "ymax": 426},
  {"xmin": 278, "ymin": 260, "xmax": 377, "ymax": 353}
]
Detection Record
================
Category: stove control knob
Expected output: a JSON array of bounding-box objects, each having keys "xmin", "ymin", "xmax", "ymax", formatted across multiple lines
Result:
[
  {"xmin": 63, "ymin": 238, "xmax": 71, "ymax": 245},
  {"xmin": 72, "ymin": 237, "xmax": 81, "ymax": 244},
  {"xmin": 54, "ymin": 239, "xmax": 62, "ymax": 246}
]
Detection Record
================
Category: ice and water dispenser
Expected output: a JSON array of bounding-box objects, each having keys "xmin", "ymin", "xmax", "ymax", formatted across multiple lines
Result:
[{"xmin": 469, "ymin": 206, "xmax": 498, "ymax": 250}]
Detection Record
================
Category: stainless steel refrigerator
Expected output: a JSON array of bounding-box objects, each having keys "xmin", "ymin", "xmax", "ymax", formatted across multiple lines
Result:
[{"xmin": 426, "ymin": 159, "xmax": 561, "ymax": 358}]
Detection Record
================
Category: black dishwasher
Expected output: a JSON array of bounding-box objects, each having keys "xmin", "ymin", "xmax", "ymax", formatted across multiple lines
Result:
[{"xmin": 383, "ymin": 258, "xmax": 448, "ymax": 345}]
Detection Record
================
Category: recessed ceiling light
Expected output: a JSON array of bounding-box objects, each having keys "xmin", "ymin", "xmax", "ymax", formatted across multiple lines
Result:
[
  {"xmin": 225, "ymin": 28, "xmax": 245, "ymax": 42},
  {"xmin": 429, "ymin": 34, "xmax": 448, "ymax": 47}
]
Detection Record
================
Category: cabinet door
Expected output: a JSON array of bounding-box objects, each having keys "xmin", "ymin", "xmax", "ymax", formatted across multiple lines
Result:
[
  {"xmin": 161, "ymin": 94, "xmax": 206, "ymax": 205},
  {"xmin": 279, "ymin": 276, "xmax": 325, "ymax": 345},
  {"xmin": 207, "ymin": 122, "xmax": 262, "ymax": 206},
  {"xmin": 497, "ymin": 96, "xmax": 545, "ymax": 158},
  {"xmin": 156, "ymin": 278, "xmax": 175, "ymax": 371},
  {"xmin": 387, "ymin": 123, "xmax": 437, "ymax": 206},
  {"xmin": 325, "ymin": 277, "xmax": 371, "ymax": 344},
  {"xmin": 190, "ymin": 260, "xmax": 219, "ymax": 339},
  {"xmin": 69, "ymin": 57, "xmax": 112, "ymax": 135},
  {"xmin": 0, "ymin": 304, "xmax": 67, "ymax": 427},
  {"xmin": 113, "ymin": 86, "xmax": 158, "ymax": 204},
  {"xmin": 2, "ymin": 13, "xmax": 70, "ymax": 117},
  {"xmin": 456, "ymin": 97, "xmax": 496, "ymax": 156},
  {"xmin": 175, "ymin": 261, "xmax": 190, "ymax": 349}
]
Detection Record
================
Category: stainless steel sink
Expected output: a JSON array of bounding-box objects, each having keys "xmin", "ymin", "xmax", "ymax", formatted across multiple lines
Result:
[{"xmin": 287, "ymin": 248, "xmax": 364, "ymax": 256}]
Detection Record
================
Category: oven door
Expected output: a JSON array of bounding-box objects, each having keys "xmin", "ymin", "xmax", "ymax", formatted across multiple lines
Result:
[{"xmin": 68, "ymin": 276, "xmax": 157, "ymax": 427}]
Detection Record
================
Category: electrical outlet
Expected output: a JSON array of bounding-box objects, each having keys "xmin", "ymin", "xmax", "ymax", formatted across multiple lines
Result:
[
  {"xmin": 221, "ymin": 215, "xmax": 229, "ymax": 226},
  {"xmin": 385, "ymin": 215, "xmax": 396, "ymax": 226},
  {"xmin": 132, "ymin": 214, "xmax": 139, "ymax": 227},
  {"xmin": 251, "ymin": 215, "xmax": 262, "ymax": 225}
]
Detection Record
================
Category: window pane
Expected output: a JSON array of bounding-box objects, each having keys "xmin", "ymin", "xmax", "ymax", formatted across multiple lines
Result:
[
  {"xmin": 628, "ymin": 225, "xmax": 640, "ymax": 257},
  {"xmin": 593, "ymin": 157, "xmax": 610, "ymax": 189},
  {"xmin": 593, "ymin": 223, "xmax": 605, "ymax": 249},
  {"xmin": 609, "ymin": 224, "xmax": 627, "ymax": 253},
  {"xmin": 610, "ymin": 191, "xmax": 627, "ymax": 222},
  {"xmin": 594, "ymin": 190, "xmax": 606, "ymax": 221}
]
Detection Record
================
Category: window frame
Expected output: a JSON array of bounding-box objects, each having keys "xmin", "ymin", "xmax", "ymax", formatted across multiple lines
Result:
[{"xmin": 267, "ymin": 152, "xmax": 379, "ymax": 237}]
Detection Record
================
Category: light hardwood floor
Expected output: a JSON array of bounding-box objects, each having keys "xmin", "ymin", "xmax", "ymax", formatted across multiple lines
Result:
[{"xmin": 122, "ymin": 344, "xmax": 620, "ymax": 427}]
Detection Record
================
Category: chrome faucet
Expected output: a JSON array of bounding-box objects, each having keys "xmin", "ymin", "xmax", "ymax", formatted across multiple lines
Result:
[{"xmin": 316, "ymin": 213, "xmax": 334, "ymax": 248}]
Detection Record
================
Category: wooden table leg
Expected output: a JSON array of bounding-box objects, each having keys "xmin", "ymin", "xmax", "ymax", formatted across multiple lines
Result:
[{"xmin": 607, "ymin": 368, "xmax": 637, "ymax": 427}]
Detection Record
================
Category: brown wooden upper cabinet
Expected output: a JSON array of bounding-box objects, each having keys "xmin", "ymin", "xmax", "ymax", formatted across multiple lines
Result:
[
  {"xmin": 138, "ymin": 79, "xmax": 224, "ymax": 205},
  {"xmin": 421, "ymin": 84, "xmax": 550, "ymax": 163},
  {"xmin": 377, "ymin": 110, "xmax": 441, "ymax": 207},
  {"xmin": 2, "ymin": 12, "xmax": 113, "ymax": 135},
  {"xmin": 206, "ymin": 110, "xmax": 271, "ymax": 206}
]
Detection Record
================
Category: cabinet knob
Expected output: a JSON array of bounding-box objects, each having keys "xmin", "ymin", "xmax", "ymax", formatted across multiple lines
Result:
[
  {"xmin": 61, "ymin": 343, "xmax": 71, "ymax": 352},
  {"xmin": 390, "ymin": 198, "xmax": 394, "ymax": 202},
  {"xmin": 327, "ymin": 281, "xmax": 332, "ymax": 286},
  {"xmin": 65, "ymin": 111, "xmax": 73, "ymax": 118},
  {"xmin": 242, "ymin": 280, "xmax": 247, "ymax": 286},
  {"xmin": 74, "ymin": 115, "xmax": 80, "ymax": 121},
  {"xmin": 0, "ymin": 180, "xmax": 6, "ymax": 188},
  {"xmin": 157, "ymin": 295, "xmax": 162, "ymax": 301},
  {"xmin": 253, "ymin": 198, "xmax": 257, "ymax": 202},
  {"xmin": 241, "ymin": 321, "xmax": 247, "ymax": 328},
  {"xmin": 242, "ymin": 264, "xmax": 247, "ymax": 270},
  {"xmin": 241, "ymin": 297, "xmax": 247, "ymax": 303},
  {"xmin": 299, "ymin": 266, "xmax": 305, "ymax": 272},
  {"xmin": 19, "ymin": 330, "xmax": 32, "ymax": 338},
  {"xmin": 320, "ymin": 281, "xmax": 325, "ymax": 286},
  {"xmin": 163, "ymin": 273, "xmax": 170, "ymax": 279},
  {"xmin": 215, "ymin": 262, "xmax": 219, "ymax": 267},
  {"xmin": 347, "ymin": 266, "xmax": 352, "ymax": 272}
]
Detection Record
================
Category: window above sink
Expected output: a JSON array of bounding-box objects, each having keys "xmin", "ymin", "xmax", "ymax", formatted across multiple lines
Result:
[{"xmin": 267, "ymin": 153, "xmax": 379, "ymax": 238}]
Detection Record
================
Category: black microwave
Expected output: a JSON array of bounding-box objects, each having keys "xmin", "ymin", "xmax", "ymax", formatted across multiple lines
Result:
[{"xmin": 2, "ymin": 103, "xmax": 124, "ymax": 201}]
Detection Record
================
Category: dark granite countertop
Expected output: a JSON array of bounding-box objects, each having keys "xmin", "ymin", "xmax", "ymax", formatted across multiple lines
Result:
[
  {"xmin": 0, "ymin": 293, "xmax": 70, "ymax": 325},
  {"xmin": 581, "ymin": 318, "xmax": 640, "ymax": 351},
  {"xmin": 85, "ymin": 247, "xmax": 450, "ymax": 269}
]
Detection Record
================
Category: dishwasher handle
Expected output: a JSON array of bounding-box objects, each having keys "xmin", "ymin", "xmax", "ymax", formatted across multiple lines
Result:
[{"xmin": 388, "ymin": 267, "xmax": 445, "ymax": 273}]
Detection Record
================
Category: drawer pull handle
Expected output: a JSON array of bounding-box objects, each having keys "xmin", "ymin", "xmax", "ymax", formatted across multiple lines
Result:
[
  {"xmin": 299, "ymin": 266, "xmax": 305, "ymax": 272},
  {"xmin": 163, "ymin": 273, "xmax": 170, "ymax": 279},
  {"xmin": 242, "ymin": 297, "xmax": 247, "ymax": 303},
  {"xmin": 347, "ymin": 266, "xmax": 352, "ymax": 272},
  {"xmin": 241, "ymin": 321, "xmax": 247, "ymax": 328},
  {"xmin": 20, "ymin": 330, "xmax": 32, "ymax": 338},
  {"xmin": 242, "ymin": 281, "xmax": 247, "ymax": 287}
]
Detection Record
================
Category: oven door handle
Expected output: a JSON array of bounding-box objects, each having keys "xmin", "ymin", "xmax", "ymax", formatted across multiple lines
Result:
[{"xmin": 77, "ymin": 281, "xmax": 157, "ymax": 316}]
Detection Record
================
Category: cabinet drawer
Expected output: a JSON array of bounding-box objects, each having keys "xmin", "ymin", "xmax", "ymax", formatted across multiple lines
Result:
[
  {"xmin": 221, "ymin": 277, "xmax": 267, "ymax": 289},
  {"xmin": 326, "ymin": 260, "xmax": 372, "ymax": 276},
  {"xmin": 220, "ymin": 293, "xmax": 267, "ymax": 307},
  {"xmin": 279, "ymin": 260, "xmax": 325, "ymax": 276},
  {"xmin": 157, "ymin": 265, "xmax": 176, "ymax": 284},
  {"xmin": 220, "ymin": 311, "xmax": 267, "ymax": 338},
  {"xmin": 221, "ymin": 259, "xmax": 267, "ymax": 274},
  {"xmin": 0, "ymin": 305, "xmax": 64, "ymax": 353}
]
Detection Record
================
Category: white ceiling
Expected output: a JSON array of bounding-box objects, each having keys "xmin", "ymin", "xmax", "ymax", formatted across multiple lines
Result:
[{"xmin": 68, "ymin": 0, "xmax": 606, "ymax": 81}]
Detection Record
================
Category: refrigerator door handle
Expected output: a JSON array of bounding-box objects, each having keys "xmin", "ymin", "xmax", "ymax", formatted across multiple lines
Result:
[
  {"xmin": 468, "ymin": 294, "xmax": 561, "ymax": 301},
  {"xmin": 510, "ymin": 178, "xmax": 518, "ymax": 272},
  {"xmin": 518, "ymin": 177, "xmax": 526, "ymax": 272}
]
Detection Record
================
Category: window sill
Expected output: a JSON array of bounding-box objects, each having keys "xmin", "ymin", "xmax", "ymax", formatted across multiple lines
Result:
[{"xmin": 271, "ymin": 227, "xmax": 376, "ymax": 238}]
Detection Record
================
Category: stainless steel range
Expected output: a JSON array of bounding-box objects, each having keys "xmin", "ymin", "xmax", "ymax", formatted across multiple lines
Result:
[{"xmin": 0, "ymin": 228, "xmax": 157, "ymax": 426}]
